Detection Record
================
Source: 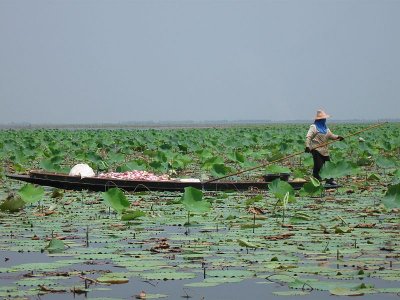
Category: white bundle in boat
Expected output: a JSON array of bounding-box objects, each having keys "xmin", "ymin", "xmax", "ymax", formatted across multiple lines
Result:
[
  {"xmin": 69, "ymin": 164, "xmax": 95, "ymax": 178},
  {"xmin": 179, "ymin": 178, "xmax": 201, "ymax": 183}
]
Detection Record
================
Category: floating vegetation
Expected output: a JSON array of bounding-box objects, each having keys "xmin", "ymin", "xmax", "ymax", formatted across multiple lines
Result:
[{"xmin": 0, "ymin": 124, "xmax": 399, "ymax": 298}]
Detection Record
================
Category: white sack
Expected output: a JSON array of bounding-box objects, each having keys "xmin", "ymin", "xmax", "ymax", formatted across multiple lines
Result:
[
  {"xmin": 69, "ymin": 163, "xmax": 95, "ymax": 178},
  {"xmin": 179, "ymin": 178, "xmax": 201, "ymax": 183}
]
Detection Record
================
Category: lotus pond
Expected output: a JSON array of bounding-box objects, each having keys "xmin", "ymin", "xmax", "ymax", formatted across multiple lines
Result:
[{"xmin": 0, "ymin": 123, "xmax": 399, "ymax": 299}]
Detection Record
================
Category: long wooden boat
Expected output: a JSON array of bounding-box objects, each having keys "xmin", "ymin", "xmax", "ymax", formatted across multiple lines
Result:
[{"xmin": 5, "ymin": 170, "xmax": 311, "ymax": 192}]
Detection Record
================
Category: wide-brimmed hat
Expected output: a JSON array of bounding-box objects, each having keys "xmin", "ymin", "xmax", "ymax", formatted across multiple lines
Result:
[{"xmin": 315, "ymin": 109, "xmax": 330, "ymax": 120}]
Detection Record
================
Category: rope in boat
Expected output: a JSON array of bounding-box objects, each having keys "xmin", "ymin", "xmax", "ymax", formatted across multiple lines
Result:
[{"xmin": 204, "ymin": 122, "xmax": 388, "ymax": 184}]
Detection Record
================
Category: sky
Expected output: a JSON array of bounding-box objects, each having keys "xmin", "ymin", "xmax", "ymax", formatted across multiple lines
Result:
[{"xmin": 0, "ymin": 0, "xmax": 399, "ymax": 124}]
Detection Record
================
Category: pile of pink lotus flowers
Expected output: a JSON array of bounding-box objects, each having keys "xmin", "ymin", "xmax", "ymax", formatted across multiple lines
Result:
[{"xmin": 98, "ymin": 170, "xmax": 171, "ymax": 181}]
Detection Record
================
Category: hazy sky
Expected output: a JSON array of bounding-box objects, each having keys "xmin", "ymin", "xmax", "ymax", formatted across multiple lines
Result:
[{"xmin": 0, "ymin": 0, "xmax": 399, "ymax": 124}]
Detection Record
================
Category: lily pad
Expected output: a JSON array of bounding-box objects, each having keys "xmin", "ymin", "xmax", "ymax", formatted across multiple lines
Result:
[
  {"xmin": 102, "ymin": 188, "xmax": 130, "ymax": 213},
  {"xmin": 18, "ymin": 184, "xmax": 44, "ymax": 204},
  {"xmin": 382, "ymin": 183, "xmax": 400, "ymax": 209},
  {"xmin": 181, "ymin": 187, "xmax": 211, "ymax": 213},
  {"xmin": 97, "ymin": 273, "xmax": 129, "ymax": 284},
  {"xmin": 0, "ymin": 194, "xmax": 25, "ymax": 212},
  {"xmin": 121, "ymin": 210, "xmax": 145, "ymax": 221},
  {"xmin": 140, "ymin": 270, "xmax": 196, "ymax": 281},
  {"xmin": 45, "ymin": 239, "xmax": 65, "ymax": 254},
  {"xmin": 320, "ymin": 161, "xmax": 359, "ymax": 179},
  {"xmin": 268, "ymin": 179, "xmax": 295, "ymax": 201}
]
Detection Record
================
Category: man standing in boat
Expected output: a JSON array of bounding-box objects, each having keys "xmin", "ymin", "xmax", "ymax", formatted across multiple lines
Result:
[{"xmin": 305, "ymin": 109, "xmax": 344, "ymax": 185}]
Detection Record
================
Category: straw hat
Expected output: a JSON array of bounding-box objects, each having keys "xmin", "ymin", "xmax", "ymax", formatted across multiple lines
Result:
[{"xmin": 315, "ymin": 109, "xmax": 330, "ymax": 120}]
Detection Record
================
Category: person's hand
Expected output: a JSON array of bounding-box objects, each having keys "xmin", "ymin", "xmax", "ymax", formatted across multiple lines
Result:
[
  {"xmin": 305, "ymin": 147, "xmax": 311, "ymax": 153},
  {"xmin": 337, "ymin": 136, "xmax": 344, "ymax": 141}
]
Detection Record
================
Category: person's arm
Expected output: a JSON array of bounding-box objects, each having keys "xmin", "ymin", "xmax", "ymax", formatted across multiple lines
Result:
[{"xmin": 327, "ymin": 129, "xmax": 344, "ymax": 141}]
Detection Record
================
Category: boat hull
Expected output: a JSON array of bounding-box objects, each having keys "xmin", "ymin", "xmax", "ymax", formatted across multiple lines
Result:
[{"xmin": 6, "ymin": 171, "xmax": 307, "ymax": 192}]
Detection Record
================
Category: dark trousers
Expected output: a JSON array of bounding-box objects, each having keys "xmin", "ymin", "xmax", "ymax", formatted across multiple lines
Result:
[{"xmin": 311, "ymin": 150, "xmax": 330, "ymax": 180}]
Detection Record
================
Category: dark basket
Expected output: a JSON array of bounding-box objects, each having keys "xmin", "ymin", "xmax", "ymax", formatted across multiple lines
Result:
[{"xmin": 263, "ymin": 173, "xmax": 290, "ymax": 182}]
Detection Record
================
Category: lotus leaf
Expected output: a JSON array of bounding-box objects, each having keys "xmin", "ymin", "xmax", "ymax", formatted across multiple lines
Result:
[
  {"xmin": 97, "ymin": 273, "xmax": 129, "ymax": 284},
  {"xmin": 181, "ymin": 187, "xmax": 210, "ymax": 213},
  {"xmin": 320, "ymin": 161, "xmax": 359, "ymax": 179},
  {"xmin": 0, "ymin": 194, "xmax": 25, "ymax": 212},
  {"xmin": 329, "ymin": 288, "xmax": 366, "ymax": 296},
  {"xmin": 268, "ymin": 179, "xmax": 295, "ymax": 202},
  {"xmin": 211, "ymin": 163, "xmax": 232, "ymax": 177},
  {"xmin": 185, "ymin": 277, "xmax": 243, "ymax": 287},
  {"xmin": 116, "ymin": 160, "xmax": 147, "ymax": 172},
  {"xmin": 140, "ymin": 270, "xmax": 196, "ymax": 280},
  {"xmin": 299, "ymin": 181, "xmax": 323, "ymax": 196},
  {"xmin": 265, "ymin": 164, "xmax": 291, "ymax": 174},
  {"xmin": 245, "ymin": 195, "xmax": 263, "ymax": 206},
  {"xmin": 17, "ymin": 184, "xmax": 44, "ymax": 204},
  {"xmin": 45, "ymin": 239, "xmax": 65, "ymax": 254},
  {"xmin": 207, "ymin": 269, "xmax": 254, "ymax": 278},
  {"xmin": 382, "ymin": 183, "xmax": 400, "ymax": 209},
  {"xmin": 102, "ymin": 188, "xmax": 130, "ymax": 213},
  {"xmin": 273, "ymin": 290, "xmax": 310, "ymax": 296},
  {"xmin": 237, "ymin": 239, "xmax": 258, "ymax": 248},
  {"xmin": 376, "ymin": 156, "xmax": 397, "ymax": 169},
  {"xmin": 121, "ymin": 210, "xmax": 145, "ymax": 221},
  {"xmin": 367, "ymin": 173, "xmax": 381, "ymax": 181},
  {"xmin": 392, "ymin": 169, "xmax": 400, "ymax": 183}
]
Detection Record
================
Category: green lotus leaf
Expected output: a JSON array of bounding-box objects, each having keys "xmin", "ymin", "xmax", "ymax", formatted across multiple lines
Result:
[
  {"xmin": 228, "ymin": 151, "xmax": 246, "ymax": 163},
  {"xmin": 265, "ymin": 164, "xmax": 291, "ymax": 174},
  {"xmin": 140, "ymin": 270, "xmax": 196, "ymax": 280},
  {"xmin": 121, "ymin": 210, "xmax": 145, "ymax": 221},
  {"xmin": 185, "ymin": 277, "xmax": 243, "ymax": 287},
  {"xmin": 329, "ymin": 288, "xmax": 366, "ymax": 296},
  {"xmin": 376, "ymin": 156, "xmax": 397, "ymax": 169},
  {"xmin": 273, "ymin": 291, "xmax": 310, "ymax": 296},
  {"xmin": 237, "ymin": 239, "xmax": 258, "ymax": 248},
  {"xmin": 367, "ymin": 173, "xmax": 381, "ymax": 181},
  {"xmin": 17, "ymin": 184, "xmax": 44, "ymax": 204},
  {"xmin": 289, "ymin": 280, "xmax": 373, "ymax": 291},
  {"xmin": 149, "ymin": 161, "xmax": 168, "ymax": 172},
  {"xmin": 377, "ymin": 288, "xmax": 400, "ymax": 293},
  {"xmin": 12, "ymin": 163, "xmax": 26, "ymax": 173},
  {"xmin": 202, "ymin": 156, "xmax": 224, "ymax": 169},
  {"xmin": 210, "ymin": 163, "xmax": 232, "ymax": 177},
  {"xmin": 299, "ymin": 178, "xmax": 323, "ymax": 196},
  {"xmin": 334, "ymin": 226, "xmax": 353, "ymax": 234},
  {"xmin": 181, "ymin": 187, "xmax": 210, "ymax": 213},
  {"xmin": 0, "ymin": 286, "xmax": 38, "ymax": 297},
  {"xmin": 382, "ymin": 183, "xmax": 400, "ymax": 209},
  {"xmin": 309, "ymin": 176, "xmax": 320, "ymax": 187},
  {"xmin": 51, "ymin": 188, "xmax": 64, "ymax": 199},
  {"xmin": 320, "ymin": 161, "xmax": 360, "ymax": 179},
  {"xmin": 87, "ymin": 152, "xmax": 103, "ymax": 163},
  {"xmin": 40, "ymin": 158, "xmax": 61, "ymax": 172},
  {"xmin": 292, "ymin": 211, "xmax": 315, "ymax": 221},
  {"xmin": 184, "ymin": 282, "xmax": 221, "ymax": 287},
  {"xmin": 392, "ymin": 169, "xmax": 400, "ymax": 183},
  {"xmin": 45, "ymin": 239, "xmax": 65, "ymax": 254},
  {"xmin": 268, "ymin": 179, "xmax": 295, "ymax": 201},
  {"xmin": 97, "ymin": 273, "xmax": 129, "ymax": 284},
  {"xmin": 102, "ymin": 188, "xmax": 130, "ymax": 213},
  {"xmin": 116, "ymin": 160, "xmax": 147, "ymax": 172},
  {"xmin": 240, "ymin": 223, "xmax": 263, "ymax": 229},
  {"xmin": 0, "ymin": 194, "xmax": 25, "ymax": 212},
  {"xmin": 140, "ymin": 294, "xmax": 168, "ymax": 299},
  {"xmin": 245, "ymin": 195, "xmax": 263, "ymax": 206},
  {"xmin": 107, "ymin": 152, "xmax": 125, "ymax": 164},
  {"xmin": 16, "ymin": 278, "xmax": 62, "ymax": 287},
  {"xmin": 207, "ymin": 269, "xmax": 254, "ymax": 278}
]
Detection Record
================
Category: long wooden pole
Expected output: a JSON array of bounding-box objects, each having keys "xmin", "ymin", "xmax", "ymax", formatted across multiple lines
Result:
[{"xmin": 204, "ymin": 122, "xmax": 388, "ymax": 183}]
